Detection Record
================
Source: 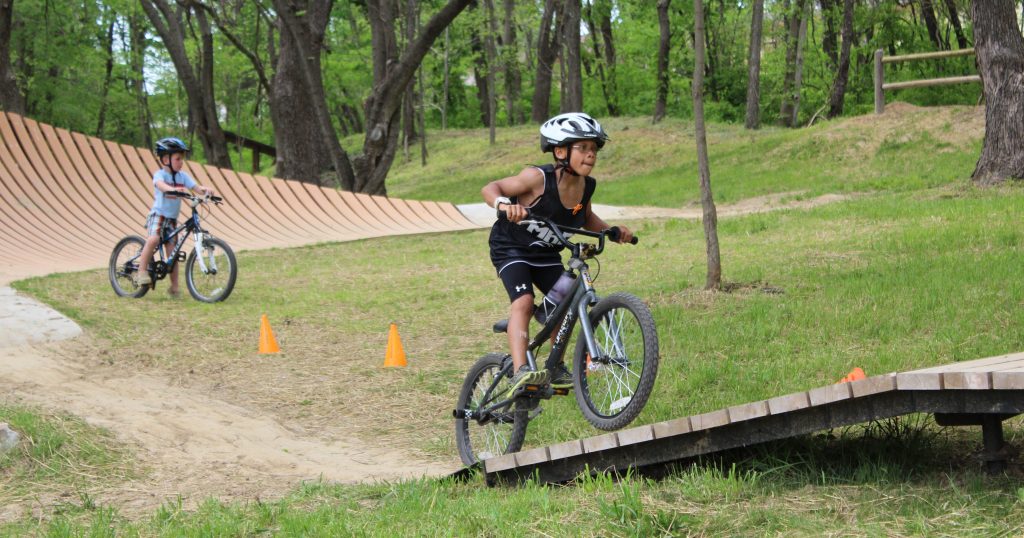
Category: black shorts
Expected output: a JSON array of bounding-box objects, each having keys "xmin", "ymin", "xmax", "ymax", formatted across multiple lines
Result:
[{"xmin": 497, "ymin": 261, "xmax": 563, "ymax": 303}]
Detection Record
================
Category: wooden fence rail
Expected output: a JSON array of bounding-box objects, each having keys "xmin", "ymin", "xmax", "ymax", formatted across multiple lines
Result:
[{"xmin": 874, "ymin": 48, "xmax": 981, "ymax": 114}]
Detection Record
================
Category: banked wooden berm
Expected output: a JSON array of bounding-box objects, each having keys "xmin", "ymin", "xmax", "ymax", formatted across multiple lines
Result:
[{"xmin": 0, "ymin": 112, "xmax": 479, "ymax": 284}]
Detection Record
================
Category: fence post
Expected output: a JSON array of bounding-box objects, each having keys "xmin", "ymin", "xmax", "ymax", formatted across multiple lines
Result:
[{"xmin": 874, "ymin": 49, "xmax": 885, "ymax": 114}]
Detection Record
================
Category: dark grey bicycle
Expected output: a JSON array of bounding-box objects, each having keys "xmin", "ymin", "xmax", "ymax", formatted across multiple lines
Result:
[
  {"xmin": 453, "ymin": 213, "xmax": 659, "ymax": 466},
  {"xmin": 108, "ymin": 191, "xmax": 236, "ymax": 303}
]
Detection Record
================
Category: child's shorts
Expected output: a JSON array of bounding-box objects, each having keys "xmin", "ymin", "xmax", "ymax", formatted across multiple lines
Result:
[{"xmin": 145, "ymin": 213, "xmax": 177, "ymax": 239}]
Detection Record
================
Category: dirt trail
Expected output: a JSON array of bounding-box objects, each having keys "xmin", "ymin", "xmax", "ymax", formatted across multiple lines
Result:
[{"xmin": 1, "ymin": 340, "xmax": 456, "ymax": 521}]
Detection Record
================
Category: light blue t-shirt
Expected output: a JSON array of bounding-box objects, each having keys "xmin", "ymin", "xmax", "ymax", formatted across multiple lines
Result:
[{"xmin": 150, "ymin": 169, "xmax": 198, "ymax": 218}]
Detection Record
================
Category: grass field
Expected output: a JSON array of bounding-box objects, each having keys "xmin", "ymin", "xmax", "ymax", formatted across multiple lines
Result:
[{"xmin": 5, "ymin": 103, "xmax": 1024, "ymax": 535}]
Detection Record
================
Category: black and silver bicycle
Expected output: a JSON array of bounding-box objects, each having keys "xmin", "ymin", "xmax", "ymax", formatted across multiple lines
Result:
[
  {"xmin": 108, "ymin": 191, "xmax": 236, "ymax": 303},
  {"xmin": 453, "ymin": 213, "xmax": 659, "ymax": 466}
]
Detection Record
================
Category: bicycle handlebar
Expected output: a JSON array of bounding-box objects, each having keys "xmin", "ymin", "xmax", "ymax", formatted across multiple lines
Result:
[
  {"xmin": 165, "ymin": 190, "xmax": 224, "ymax": 204},
  {"xmin": 498, "ymin": 208, "xmax": 638, "ymax": 256}
]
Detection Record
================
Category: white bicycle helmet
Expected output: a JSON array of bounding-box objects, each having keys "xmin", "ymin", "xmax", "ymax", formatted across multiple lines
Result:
[{"xmin": 539, "ymin": 112, "xmax": 609, "ymax": 153}]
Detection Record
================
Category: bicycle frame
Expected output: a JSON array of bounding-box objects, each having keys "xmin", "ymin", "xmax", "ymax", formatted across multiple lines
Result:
[{"xmin": 147, "ymin": 195, "xmax": 217, "ymax": 279}]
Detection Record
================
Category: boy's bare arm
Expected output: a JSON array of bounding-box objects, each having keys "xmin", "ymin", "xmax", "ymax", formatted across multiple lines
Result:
[
  {"xmin": 481, "ymin": 167, "xmax": 544, "ymax": 222},
  {"xmin": 584, "ymin": 204, "xmax": 633, "ymax": 243}
]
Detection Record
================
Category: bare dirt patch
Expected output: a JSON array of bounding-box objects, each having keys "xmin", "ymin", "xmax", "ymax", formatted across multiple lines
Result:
[{"xmin": 1, "ymin": 337, "xmax": 457, "ymax": 522}]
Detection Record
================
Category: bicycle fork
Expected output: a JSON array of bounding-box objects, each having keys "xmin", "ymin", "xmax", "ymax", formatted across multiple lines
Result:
[{"xmin": 193, "ymin": 231, "xmax": 217, "ymax": 275}]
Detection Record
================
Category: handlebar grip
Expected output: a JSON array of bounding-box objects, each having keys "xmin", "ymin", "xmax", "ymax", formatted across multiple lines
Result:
[{"xmin": 607, "ymin": 226, "xmax": 639, "ymax": 245}]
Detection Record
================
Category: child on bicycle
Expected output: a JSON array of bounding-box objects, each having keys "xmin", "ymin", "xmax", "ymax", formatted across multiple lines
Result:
[
  {"xmin": 481, "ymin": 112, "xmax": 633, "ymax": 394},
  {"xmin": 136, "ymin": 137, "xmax": 214, "ymax": 297}
]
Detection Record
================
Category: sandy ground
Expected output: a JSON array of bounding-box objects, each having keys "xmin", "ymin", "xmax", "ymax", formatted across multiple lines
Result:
[
  {"xmin": 1, "ymin": 194, "xmax": 849, "ymax": 521},
  {"xmin": 0, "ymin": 294, "xmax": 456, "ymax": 522}
]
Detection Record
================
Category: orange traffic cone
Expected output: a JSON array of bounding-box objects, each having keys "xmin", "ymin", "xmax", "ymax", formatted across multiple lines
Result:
[
  {"xmin": 258, "ymin": 314, "xmax": 281, "ymax": 354},
  {"xmin": 383, "ymin": 323, "xmax": 407, "ymax": 367},
  {"xmin": 837, "ymin": 367, "xmax": 866, "ymax": 383}
]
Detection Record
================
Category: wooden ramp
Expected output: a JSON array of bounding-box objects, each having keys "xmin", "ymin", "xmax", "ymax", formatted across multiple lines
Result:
[
  {"xmin": 0, "ymin": 112, "xmax": 481, "ymax": 284},
  {"xmin": 484, "ymin": 352, "xmax": 1024, "ymax": 485}
]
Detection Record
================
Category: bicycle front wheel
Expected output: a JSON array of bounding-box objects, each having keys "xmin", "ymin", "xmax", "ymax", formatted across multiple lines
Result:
[
  {"xmin": 454, "ymin": 353, "xmax": 528, "ymax": 467},
  {"xmin": 573, "ymin": 292, "xmax": 659, "ymax": 431},
  {"xmin": 185, "ymin": 237, "xmax": 237, "ymax": 303},
  {"xmin": 108, "ymin": 235, "xmax": 149, "ymax": 298}
]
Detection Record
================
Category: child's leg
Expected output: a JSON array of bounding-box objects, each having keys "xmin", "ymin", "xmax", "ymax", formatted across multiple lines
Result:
[
  {"xmin": 507, "ymin": 294, "xmax": 534, "ymax": 371},
  {"xmin": 166, "ymin": 240, "xmax": 180, "ymax": 293},
  {"xmin": 137, "ymin": 234, "xmax": 160, "ymax": 284}
]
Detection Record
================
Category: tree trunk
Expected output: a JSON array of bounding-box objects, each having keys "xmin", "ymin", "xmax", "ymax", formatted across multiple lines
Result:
[
  {"xmin": 470, "ymin": 18, "xmax": 491, "ymax": 127},
  {"xmin": 744, "ymin": 0, "xmax": 764, "ymax": 129},
  {"xmin": 920, "ymin": 0, "xmax": 945, "ymax": 50},
  {"xmin": 402, "ymin": 0, "xmax": 419, "ymax": 154},
  {"xmin": 780, "ymin": 0, "xmax": 806, "ymax": 127},
  {"xmin": 820, "ymin": 0, "xmax": 839, "ymax": 70},
  {"xmin": 484, "ymin": 0, "xmax": 499, "ymax": 144},
  {"xmin": 96, "ymin": 18, "xmax": 115, "ymax": 137},
  {"xmin": 597, "ymin": 1, "xmax": 618, "ymax": 116},
  {"xmin": 0, "ymin": 0, "xmax": 25, "ymax": 114},
  {"xmin": 653, "ymin": 0, "xmax": 670, "ymax": 124},
  {"xmin": 140, "ymin": 0, "xmax": 232, "ymax": 168},
  {"xmin": 128, "ymin": 6, "xmax": 152, "ymax": 149},
  {"xmin": 442, "ymin": 27, "xmax": 450, "ymax": 130},
  {"xmin": 502, "ymin": 0, "xmax": 523, "ymax": 125},
  {"xmin": 692, "ymin": 0, "xmax": 721, "ymax": 291},
  {"xmin": 827, "ymin": 0, "xmax": 855, "ymax": 119},
  {"xmin": 355, "ymin": 0, "xmax": 473, "ymax": 195},
  {"xmin": 970, "ymin": 0, "xmax": 1024, "ymax": 185},
  {"xmin": 944, "ymin": 0, "xmax": 968, "ymax": 49},
  {"xmin": 531, "ymin": 0, "xmax": 560, "ymax": 123},
  {"xmin": 271, "ymin": 0, "xmax": 353, "ymax": 188},
  {"xmin": 561, "ymin": 0, "xmax": 583, "ymax": 112},
  {"xmin": 790, "ymin": 1, "xmax": 809, "ymax": 127}
]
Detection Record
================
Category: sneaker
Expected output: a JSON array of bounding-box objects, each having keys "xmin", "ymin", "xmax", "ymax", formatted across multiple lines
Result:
[
  {"xmin": 547, "ymin": 362, "xmax": 573, "ymax": 389},
  {"xmin": 135, "ymin": 273, "xmax": 152, "ymax": 287},
  {"xmin": 506, "ymin": 365, "xmax": 549, "ymax": 397}
]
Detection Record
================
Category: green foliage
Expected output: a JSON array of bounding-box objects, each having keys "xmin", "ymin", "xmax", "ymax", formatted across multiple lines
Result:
[{"xmin": 3, "ymin": 0, "xmax": 987, "ymax": 169}]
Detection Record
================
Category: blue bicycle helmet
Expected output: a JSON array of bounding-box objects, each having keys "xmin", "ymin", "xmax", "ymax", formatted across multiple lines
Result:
[{"xmin": 155, "ymin": 137, "xmax": 189, "ymax": 157}]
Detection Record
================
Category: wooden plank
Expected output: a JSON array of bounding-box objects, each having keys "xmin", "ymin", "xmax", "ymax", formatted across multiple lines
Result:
[
  {"xmin": 808, "ymin": 382, "xmax": 853, "ymax": 406},
  {"xmin": 905, "ymin": 353, "xmax": 1024, "ymax": 374},
  {"xmin": 992, "ymin": 372, "xmax": 1024, "ymax": 390},
  {"xmin": 617, "ymin": 425, "xmax": 655, "ymax": 446},
  {"xmin": 881, "ymin": 48, "xmax": 974, "ymax": 63},
  {"xmin": 849, "ymin": 374, "xmax": 896, "ymax": 398},
  {"xmin": 582, "ymin": 432, "xmax": 619, "ymax": 453},
  {"xmin": 727, "ymin": 400, "xmax": 769, "ymax": 423},
  {"xmin": 690, "ymin": 409, "xmax": 729, "ymax": 431},
  {"xmin": 548, "ymin": 439, "xmax": 584, "ymax": 460},
  {"xmin": 766, "ymin": 391, "xmax": 811, "ymax": 414},
  {"xmin": 942, "ymin": 372, "xmax": 991, "ymax": 390},
  {"xmin": 652, "ymin": 417, "xmax": 691, "ymax": 439},
  {"xmin": 514, "ymin": 447, "xmax": 550, "ymax": 467},
  {"xmin": 484, "ymin": 453, "xmax": 517, "ymax": 473},
  {"xmin": 896, "ymin": 372, "xmax": 943, "ymax": 390},
  {"xmin": 882, "ymin": 75, "xmax": 980, "ymax": 91}
]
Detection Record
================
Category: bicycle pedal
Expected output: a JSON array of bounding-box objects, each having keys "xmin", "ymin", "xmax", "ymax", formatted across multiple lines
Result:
[{"xmin": 552, "ymin": 387, "xmax": 570, "ymax": 396}]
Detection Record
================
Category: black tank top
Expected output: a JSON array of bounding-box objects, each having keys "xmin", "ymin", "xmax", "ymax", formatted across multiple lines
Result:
[{"xmin": 489, "ymin": 164, "xmax": 596, "ymax": 270}]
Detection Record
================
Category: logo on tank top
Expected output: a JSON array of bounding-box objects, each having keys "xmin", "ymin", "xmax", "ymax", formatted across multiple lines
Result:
[{"xmin": 525, "ymin": 221, "xmax": 572, "ymax": 247}]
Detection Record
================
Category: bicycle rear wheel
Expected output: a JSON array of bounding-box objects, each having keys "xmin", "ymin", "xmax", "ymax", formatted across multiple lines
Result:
[
  {"xmin": 185, "ymin": 237, "xmax": 237, "ymax": 303},
  {"xmin": 573, "ymin": 292, "xmax": 659, "ymax": 431},
  {"xmin": 454, "ymin": 353, "xmax": 528, "ymax": 467},
  {"xmin": 108, "ymin": 235, "xmax": 149, "ymax": 298}
]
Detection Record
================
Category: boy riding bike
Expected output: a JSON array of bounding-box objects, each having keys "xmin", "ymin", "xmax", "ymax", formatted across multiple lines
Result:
[
  {"xmin": 136, "ymin": 137, "xmax": 214, "ymax": 297},
  {"xmin": 481, "ymin": 112, "xmax": 633, "ymax": 395}
]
